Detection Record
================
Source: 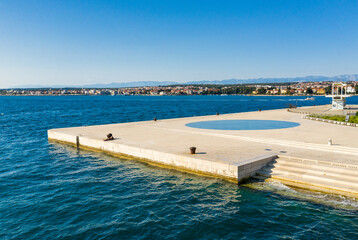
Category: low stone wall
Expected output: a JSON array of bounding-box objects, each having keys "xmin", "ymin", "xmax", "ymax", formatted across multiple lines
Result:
[
  {"xmin": 287, "ymin": 108, "xmax": 311, "ymax": 114},
  {"xmin": 287, "ymin": 105, "xmax": 358, "ymax": 116},
  {"xmin": 302, "ymin": 116, "xmax": 358, "ymax": 127}
]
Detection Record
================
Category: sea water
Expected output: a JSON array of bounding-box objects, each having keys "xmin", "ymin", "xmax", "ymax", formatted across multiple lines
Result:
[{"xmin": 1, "ymin": 95, "xmax": 357, "ymax": 239}]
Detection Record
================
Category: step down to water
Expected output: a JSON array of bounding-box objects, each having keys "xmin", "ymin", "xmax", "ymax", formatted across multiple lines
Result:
[
  {"xmin": 268, "ymin": 161, "xmax": 358, "ymax": 177},
  {"xmin": 266, "ymin": 164, "xmax": 358, "ymax": 183},
  {"xmin": 251, "ymin": 156, "xmax": 358, "ymax": 198},
  {"xmin": 257, "ymin": 168, "xmax": 358, "ymax": 189}
]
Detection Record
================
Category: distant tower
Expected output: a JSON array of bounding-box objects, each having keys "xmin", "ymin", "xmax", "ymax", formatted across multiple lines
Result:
[{"xmin": 327, "ymin": 82, "xmax": 351, "ymax": 110}]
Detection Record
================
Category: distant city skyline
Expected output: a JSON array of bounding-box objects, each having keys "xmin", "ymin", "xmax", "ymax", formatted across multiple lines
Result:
[{"xmin": 0, "ymin": 0, "xmax": 357, "ymax": 88}]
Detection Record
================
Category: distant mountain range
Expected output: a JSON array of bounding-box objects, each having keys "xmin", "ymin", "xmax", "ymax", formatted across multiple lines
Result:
[{"xmin": 10, "ymin": 74, "xmax": 358, "ymax": 89}]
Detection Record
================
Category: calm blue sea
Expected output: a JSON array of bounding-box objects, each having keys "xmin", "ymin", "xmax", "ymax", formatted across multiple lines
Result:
[{"xmin": 1, "ymin": 95, "xmax": 358, "ymax": 239}]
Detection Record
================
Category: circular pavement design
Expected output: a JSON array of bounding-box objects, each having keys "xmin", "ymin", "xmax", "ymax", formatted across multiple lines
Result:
[{"xmin": 185, "ymin": 119, "xmax": 300, "ymax": 130}]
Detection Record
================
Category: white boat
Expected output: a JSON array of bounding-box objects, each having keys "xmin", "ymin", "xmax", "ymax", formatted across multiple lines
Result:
[{"xmin": 305, "ymin": 97, "xmax": 315, "ymax": 101}]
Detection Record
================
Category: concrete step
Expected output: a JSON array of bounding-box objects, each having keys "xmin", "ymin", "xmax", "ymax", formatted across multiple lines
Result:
[
  {"xmin": 261, "ymin": 166, "xmax": 358, "ymax": 186},
  {"xmin": 254, "ymin": 172, "xmax": 358, "ymax": 197},
  {"xmin": 276, "ymin": 156, "xmax": 358, "ymax": 172},
  {"xmin": 251, "ymin": 156, "xmax": 358, "ymax": 197},
  {"xmin": 258, "ymin": 168, "xmax": 358, "ymax": 190},
  {"xmin": 268, "ymin": 161, "xmax": 358, "ymax": 179},
  {"xmin": 270, "ymin": 160, "xmax": 358, "ymax": 177}
]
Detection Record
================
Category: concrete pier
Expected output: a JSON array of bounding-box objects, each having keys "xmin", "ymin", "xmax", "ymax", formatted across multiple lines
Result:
[{"xmin": 48, "ymin": 106, "xmax": 358, "ymax": 197}]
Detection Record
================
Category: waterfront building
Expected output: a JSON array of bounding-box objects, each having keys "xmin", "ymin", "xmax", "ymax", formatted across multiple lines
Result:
[{"xmin": 327, "ymin": 82, "xmax": 352, "ymax": 110}]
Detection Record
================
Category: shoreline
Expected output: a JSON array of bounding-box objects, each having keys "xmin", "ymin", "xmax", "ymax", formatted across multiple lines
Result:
[{"xmin": 1, "ymin": 94, "xmax": 352, "ymax": 97}]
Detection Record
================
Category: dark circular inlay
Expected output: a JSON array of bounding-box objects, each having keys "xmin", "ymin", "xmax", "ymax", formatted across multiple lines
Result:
[{"xmin": 186, "ymin": 119, "xmax": 300, "ymax": 130}]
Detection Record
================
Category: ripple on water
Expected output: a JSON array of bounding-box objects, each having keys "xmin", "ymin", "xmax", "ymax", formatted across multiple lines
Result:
[
  {"xmin": 243, "ymin": 180, "xmax": 358, "ymax": 210},
  {"xmin": 1, "ymin": 96, "xmax": 358, "ymax": 239}
]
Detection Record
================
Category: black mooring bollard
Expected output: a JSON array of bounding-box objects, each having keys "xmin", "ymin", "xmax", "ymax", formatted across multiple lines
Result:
[
  {"xmin": 190, "ymin": 147, "xmax": 196, "ymax": 154},
  {"xmin": 76, "ymin": 136, "xmax": 80, "ymax": 150},
  {"xmin": 216, "ymin": 112, "xmax": 219, "ymax": 116},
  {"xmin": 104, "ymin": 133, "xmax": 114, "ymax": 141},
  {"xmin": 154, "ymin": 118, "xmax": 157, "ymax": 121}
]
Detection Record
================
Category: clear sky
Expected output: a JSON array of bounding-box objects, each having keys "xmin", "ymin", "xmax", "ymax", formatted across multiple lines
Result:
[{"xmin": 0, "ymin": 0, "xmax": 357, "ymax": 88}]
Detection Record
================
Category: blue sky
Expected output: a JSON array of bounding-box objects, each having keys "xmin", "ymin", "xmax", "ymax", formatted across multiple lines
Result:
[{"xmin": 0, "ymin": 0, "xmax": 357, "ymax": 88}]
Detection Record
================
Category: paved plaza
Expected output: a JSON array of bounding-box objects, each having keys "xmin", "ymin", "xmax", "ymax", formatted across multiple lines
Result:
[{"xmin": 49, "ymin": 106, "xmax": 358, "ymax": 166}]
